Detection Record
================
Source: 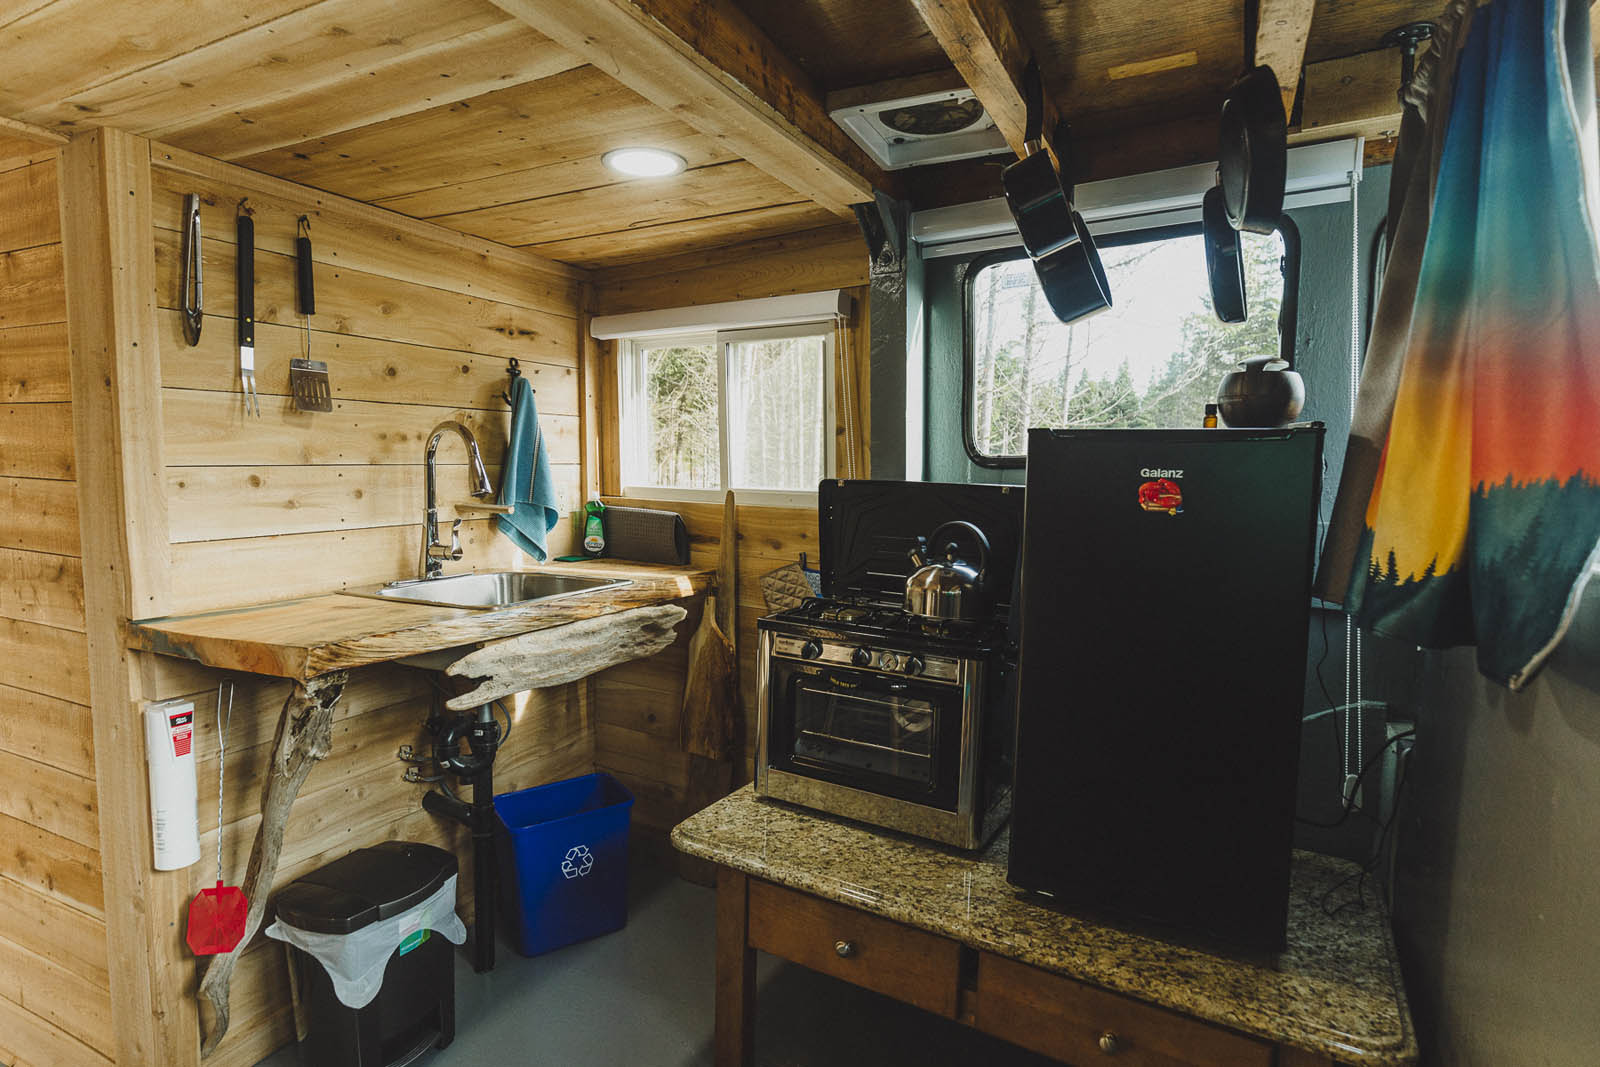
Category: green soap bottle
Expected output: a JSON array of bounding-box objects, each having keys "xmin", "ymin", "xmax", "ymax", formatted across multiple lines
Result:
[{"xmin": 582, "ymin": 500, "xmax": 607, "ymax": 557}]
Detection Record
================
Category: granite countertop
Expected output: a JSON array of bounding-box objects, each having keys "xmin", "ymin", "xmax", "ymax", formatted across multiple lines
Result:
[
  {"xmin": 129, "ymin": 560, "xmax": 713, "ymax": 680},
  {"xmin": 673, "ymin": 786, "xmax": 1417, "ymax": 1066}
]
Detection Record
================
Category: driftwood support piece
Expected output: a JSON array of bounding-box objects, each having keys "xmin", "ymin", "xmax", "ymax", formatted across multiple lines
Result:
[
  {"xmin": 443, "ymin": 604, "xmax": 687, "ymax": 710},
  {"xmin": 197, "ymin": 670, "xmax": 349, "ymax": 1057}
]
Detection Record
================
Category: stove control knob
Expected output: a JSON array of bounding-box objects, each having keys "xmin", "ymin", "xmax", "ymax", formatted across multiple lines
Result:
[
  {"xmin": 851, "ymin": 647, "xmax": 873, "ymax": 667},
  {"xmin": 903, "ymin": 656, "xmax": 925, "ymax": 676},
  {"xmin": 800, "ymin": 639, "xmax": 823, "ymax": 661}
]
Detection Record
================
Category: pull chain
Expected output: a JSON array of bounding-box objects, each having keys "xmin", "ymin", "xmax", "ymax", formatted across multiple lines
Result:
[{"xmin": 216, "ymin": 680, "xmax": 235, "ymax": 884}]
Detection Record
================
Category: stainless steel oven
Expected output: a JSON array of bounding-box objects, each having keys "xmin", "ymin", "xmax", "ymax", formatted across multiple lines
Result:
[{"xmin": 755, "ymin": 623, "xmax": 1009, "ymax": 849}]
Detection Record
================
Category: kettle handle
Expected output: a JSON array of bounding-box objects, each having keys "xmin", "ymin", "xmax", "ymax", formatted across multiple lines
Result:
[{"xmin": 928, "ymin": 521, "xmax": 990, "ymax": 582}]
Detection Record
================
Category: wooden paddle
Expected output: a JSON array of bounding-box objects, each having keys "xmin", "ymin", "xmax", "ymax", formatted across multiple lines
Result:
[{"xmin": 681, "ymin": 491, "xmax": 738, "ymax": 762}]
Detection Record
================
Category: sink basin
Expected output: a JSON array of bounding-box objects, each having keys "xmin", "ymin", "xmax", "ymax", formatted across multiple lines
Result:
[{"xmin": 348, "ymin": 571, "xmax": 628, "ymax": 610}]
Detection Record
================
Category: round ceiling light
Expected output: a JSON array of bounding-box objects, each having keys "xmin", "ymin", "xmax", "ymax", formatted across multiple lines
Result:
[{"xmin": 602, "ymin": 147, "xmax": 687, "ymax": 178}]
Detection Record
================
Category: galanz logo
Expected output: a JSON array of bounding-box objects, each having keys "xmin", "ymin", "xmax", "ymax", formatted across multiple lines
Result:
[{"xmin": 1140, "ymin": 467, "xmax": 1183, "ymax": 479}]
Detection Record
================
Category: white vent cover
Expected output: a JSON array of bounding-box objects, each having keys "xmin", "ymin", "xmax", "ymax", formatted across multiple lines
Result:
[{"xmin": 830, "ymin": 87, "xmax": 1010, "ymax": 171}]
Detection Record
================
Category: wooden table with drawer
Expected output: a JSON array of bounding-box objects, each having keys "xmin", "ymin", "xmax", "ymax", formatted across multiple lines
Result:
[{"xmin": 676, "ymin": 786, "xmax": 1418, "ymax": 1067}]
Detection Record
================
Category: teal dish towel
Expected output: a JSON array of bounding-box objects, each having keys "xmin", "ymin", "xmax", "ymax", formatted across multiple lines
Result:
[{"xmin": 495, "ymin": 375, "xmax": 561, "ymax": 561}]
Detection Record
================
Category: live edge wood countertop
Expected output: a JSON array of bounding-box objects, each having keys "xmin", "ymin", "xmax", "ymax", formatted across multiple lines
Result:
[
  {"xmin": 129, "ymin": 560, "xmax": 713, "ymax": 681},
  {"xmin": 674, "ymin": 786, "xmax": 1418, "ymax": 1067}
]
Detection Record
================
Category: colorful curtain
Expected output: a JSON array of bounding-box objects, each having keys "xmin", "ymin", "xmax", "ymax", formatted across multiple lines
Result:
[{"xmin": 1318, "ymin": 0, "xmax": 1600, "ymax": 689}]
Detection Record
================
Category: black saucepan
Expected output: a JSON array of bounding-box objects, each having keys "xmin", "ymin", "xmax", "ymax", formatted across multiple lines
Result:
[
  {"xmin": 1201, "ymin": 185, "xmax": 1247, "ymax": 323},
  {"xmin": 1000, "ymin": 61, "xmax": 1111, "ymax": 323},
  {"xmin": 1218, "ymin": 65, "xmax": 1287, "ymax": 234}
]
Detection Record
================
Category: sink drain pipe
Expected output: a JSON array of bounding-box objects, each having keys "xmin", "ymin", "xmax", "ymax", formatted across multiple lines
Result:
[{"xmin": 418, "ymin": 701, "xmax": 504, "ymax": 973}]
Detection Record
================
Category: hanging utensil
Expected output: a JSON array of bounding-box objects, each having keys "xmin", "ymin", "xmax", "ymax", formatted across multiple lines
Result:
[
  {"xmin": 186, "ymin": 681, "xmax": 249, "ymax": 956},
  {"xmin": 179, "ymin": 194, "xmax": 204, "ymax": 347},
  {"xmin": 290, "ymin": 216, "xmax": 333, "ymax": 413},
  {"xmin": 1217, "ymin": 65, "xmax": 1288, "ymax": 234},
  {"xmin": 1202, "ymin": 185, "xmax": 1247, "ymax": 323},
  {"xmin": 236, "ymin": 204, "xmax": 260, "ymax": 417},
  {"xmin": 999, "ymin": 60, "xmax": 1110, "ymax": 323}
]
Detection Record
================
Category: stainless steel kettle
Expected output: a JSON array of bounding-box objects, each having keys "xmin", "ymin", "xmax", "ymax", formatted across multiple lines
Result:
[{"xmin": 905, "ymin": 521, "xmax": 990, "ymax": 620}]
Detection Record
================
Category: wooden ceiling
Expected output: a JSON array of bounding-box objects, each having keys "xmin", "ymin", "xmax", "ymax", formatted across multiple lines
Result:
[{"xmin": 1, "ymin": 0, "xmax": 1453, "ymax": 271}]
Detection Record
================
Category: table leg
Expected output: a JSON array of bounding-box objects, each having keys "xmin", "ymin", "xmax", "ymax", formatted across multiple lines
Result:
[{"xmin": 715, "ymin": 867, "xmax": 755, "ymax": 1067}]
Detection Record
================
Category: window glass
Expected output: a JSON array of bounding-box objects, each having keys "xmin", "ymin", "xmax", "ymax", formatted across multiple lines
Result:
[
  {"xmin": 620, "ymin": 325, "xmax": 832, "ymax": 498},
  {"xmin": 726, "ymin": 333, "xmax": 827, "ymax": 491},
  {"xmin": 968, "ymin": 230, "xmax": 1285, "ymax": 458},
  {"xmin": 637, "ymin": 339, "xmax": 719, "ymax": 490}
]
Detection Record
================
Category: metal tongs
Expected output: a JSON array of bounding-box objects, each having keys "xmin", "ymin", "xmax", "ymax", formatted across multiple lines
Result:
[{"xmin": 179, "ymin": 194, "xmax": 203, "ymax": 346}]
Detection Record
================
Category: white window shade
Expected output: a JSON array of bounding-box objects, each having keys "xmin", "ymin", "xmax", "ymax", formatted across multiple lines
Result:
[
  {"xmin": 590, "ymin": 289, "xmax": 853, "ymax": 341},
  {"xmin": 911, "ymin": 138, "xmax": 1365, "ymax": 258}
]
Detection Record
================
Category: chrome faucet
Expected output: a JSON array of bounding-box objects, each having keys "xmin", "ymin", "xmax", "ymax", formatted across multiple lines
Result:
[{"xmin": 420, "ymin": 420, "xmax": 494, "ymax": 579}]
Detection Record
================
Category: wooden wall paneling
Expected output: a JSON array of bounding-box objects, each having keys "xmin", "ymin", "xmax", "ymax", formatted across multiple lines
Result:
[
  {"xmin": 599, "ymin": 339, "xmax": 622, "ymax": 497},
  {"xmin": 0, "ymin": 989, "xmax": 113, "ymax": 1067},
  {"xmin": 0, "ymin": 749, "xmax": 97, "ymax": 848},
  {"xmin": 0, "ymin": 475, "xmax": 79, "ymax": 555},
  {"xmin": 153, "ymin": 229, "xmax": 574, "ymax": 365},
  {"xmin": 0, "ymin": 683, "xmax": 94, "ymax": 780},
  {"xmin": 148, "ymin": 157, "xmax": 583, "ymax": 316},
  {"xmin": 0, "ymin": 401, "xmax": 74, "ymax": 478},
  {"xmin": 1, "ymin": 321, "xmax": 73, "ymax": 402},
  {"xmin": 0, "ymin": 546, "xmax": 85, "ymax": 630},
  {"xmin": 157, "ymin": 317, "xmax": 579, "ymax": 416},
  {"xmin": 0, "ymin": 134, "xmax": 64, "ymax": 175},
  {"xmin": 60, "ymin": 126, "xmax": 188, "ymax": 1065},
  {"xmin": 0, "ymin": 868, "xmax": 109, "ymax": 990},
  {"xmin": 0, "ymin": 158, "xmax": 62, "ymax": 250},
  {"xmin": 527, "ymin": 201, "xmax": 841, "ymax": 270},
  {"xmin": 0, "ymin": 617, "xmax": 89, "ymax": 704},
  {"xmin": 155, "ymin": 24, "xmax": 585, "ymax": 163},
  {"xmin": 0, "ymin": 242, "xmax": 67, "ymax": 327},
  {"xmin": 0, "ymin": 922, "xmax": 115, "ymax": 1057},
  {"xmin": 591, "ymin": 223, "xmax": 867, "ymax": 314},
  {"xmin": 0, "ymin": 810, "xmax": 103, "ymax": 915}
]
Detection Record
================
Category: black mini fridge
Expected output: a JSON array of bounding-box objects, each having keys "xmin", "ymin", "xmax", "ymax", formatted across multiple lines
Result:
[{"xmin": 1007, "ymin": 425, "xmax": 1324, "ymax": 951}]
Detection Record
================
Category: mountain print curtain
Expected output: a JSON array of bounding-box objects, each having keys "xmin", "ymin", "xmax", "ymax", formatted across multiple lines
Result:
[{"xmin": 1318, "ymin": 0, "xmax": 1600, "ymax": 689}]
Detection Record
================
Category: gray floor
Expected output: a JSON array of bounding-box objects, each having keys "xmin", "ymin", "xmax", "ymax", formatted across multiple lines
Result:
[{"xmin": 258, "ymin": 860, "xmax": 1055, "ymax": 1066}]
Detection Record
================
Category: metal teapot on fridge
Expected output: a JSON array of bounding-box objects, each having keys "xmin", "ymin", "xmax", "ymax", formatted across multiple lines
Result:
[{"xmin": 905, "ymin": 521, "xmax": 991, "ymax": 621}]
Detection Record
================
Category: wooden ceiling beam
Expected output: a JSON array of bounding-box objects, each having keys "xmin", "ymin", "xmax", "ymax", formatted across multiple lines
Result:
[
  {"xmin": 907, "ymin": 0, "xmax": 1057, "ymax": 158},
  {"xmin": 1252, "ymin": 0, "xmax": 1318, "ymax": 120},
  {"xmin": 0, "ymin": 115, "xmax": 67, "ymax": 146},
  {"xmin": 485, "ymin": 0, "xmax": 889, "ymax": 217}
]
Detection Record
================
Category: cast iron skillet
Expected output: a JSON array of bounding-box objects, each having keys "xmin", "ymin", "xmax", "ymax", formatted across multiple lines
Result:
[
  {"xmin": 999, "ymin": 61, "xmax": 1110, "ymax": 323},
  {"xmin": 1218, "ymin": 65, "xmax": 1287, "ymax": 234},
  {"xmin": 1201, "ymin": 185, "xmax": 1246, "ymax": 323}
]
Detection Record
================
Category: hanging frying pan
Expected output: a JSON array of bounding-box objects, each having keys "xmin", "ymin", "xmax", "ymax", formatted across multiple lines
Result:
[
  {"xmin": 1218, "ymin": 65, "xmax": 1287, "ymax": 234},
  {"xmin": 1201, "ymin": 185, "xmax": 1247, "ymax": 323},
  {"xmin": 1000, "ymin": 61, "xmax": 1110, "ymax": 323}
]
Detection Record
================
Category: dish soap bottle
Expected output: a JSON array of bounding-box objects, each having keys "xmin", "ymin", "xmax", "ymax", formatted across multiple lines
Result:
[{"xmin": 582, "ymin": 500, "xmax": 607, "ymax": 557}]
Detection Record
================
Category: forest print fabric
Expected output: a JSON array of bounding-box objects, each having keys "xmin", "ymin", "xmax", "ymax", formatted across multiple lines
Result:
[{"xmin": 1330, "ymin": 0, "xmax": 1600, "ymax": 688}]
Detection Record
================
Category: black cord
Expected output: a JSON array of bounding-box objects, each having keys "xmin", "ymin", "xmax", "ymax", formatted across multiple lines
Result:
[
  {"xmin": 1319, "ymin": 732, "xmax": 1414, "ymax": 917},
  {"xmin": 1296, "ymin": 728, "xmax": 1415, "ymax": 829}
]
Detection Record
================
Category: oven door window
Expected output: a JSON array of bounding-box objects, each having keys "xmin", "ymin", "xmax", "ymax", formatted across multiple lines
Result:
[{"xmin": 792, "ymin": 681, "xmax": 937, "ymax": 786}]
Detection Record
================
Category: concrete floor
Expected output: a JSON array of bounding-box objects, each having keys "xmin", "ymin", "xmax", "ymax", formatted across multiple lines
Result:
[{"xmin": 257, "ymin": 860, "xmax": 1055, "ymax": 1066}]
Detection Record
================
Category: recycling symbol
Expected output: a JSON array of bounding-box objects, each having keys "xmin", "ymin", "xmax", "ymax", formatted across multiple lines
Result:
[{"xmin": 560, "ymin": 844, "xmax": 595, "ymax": 879}]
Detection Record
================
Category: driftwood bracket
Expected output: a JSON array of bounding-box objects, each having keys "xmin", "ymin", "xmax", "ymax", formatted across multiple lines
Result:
[{"xmin": 197, "ymin": 670, "xmax": 349, "ymax": 1057}]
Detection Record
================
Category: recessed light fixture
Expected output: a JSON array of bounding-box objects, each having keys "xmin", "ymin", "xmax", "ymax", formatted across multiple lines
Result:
[{"xmin": 602, "ymin": 147, "xmax": 687, "ymax": 178}]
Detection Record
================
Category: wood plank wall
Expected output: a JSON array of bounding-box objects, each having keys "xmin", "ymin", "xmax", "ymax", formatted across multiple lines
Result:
[
  {"xmin": 588, "ymin": 223, "xmax": 869, "ymax": 836},
  {"xmin": 122, "ymin": 144, "xmax": 595, "ymax": 1065},
  {"xmin": 0, "ymin": 135, "xmax": 118, "ymax": 1067}
]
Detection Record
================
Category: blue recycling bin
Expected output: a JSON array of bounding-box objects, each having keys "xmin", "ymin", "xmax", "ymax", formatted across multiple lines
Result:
[{"xmin": 493, "ymin": 772, "xmax": 634, "ymax": 957}]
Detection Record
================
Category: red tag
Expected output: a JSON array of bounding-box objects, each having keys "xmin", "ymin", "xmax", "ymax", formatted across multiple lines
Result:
[
  {"xmin": 1137, "ymin": 478, "xmax": 1183, "ymax": 515},
  {"xmin": 169, "ymin": 711, "xmax": 193, "ymax": 757}
]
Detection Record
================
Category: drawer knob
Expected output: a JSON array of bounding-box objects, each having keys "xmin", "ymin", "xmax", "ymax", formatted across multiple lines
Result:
[
  {"xmin": 1098, "ymin": 1032, "xmax": 1121, "ymax": 1054},
  {"xmin": 833, "ymin": 939, "xmax": 857, "ymax": 958}
]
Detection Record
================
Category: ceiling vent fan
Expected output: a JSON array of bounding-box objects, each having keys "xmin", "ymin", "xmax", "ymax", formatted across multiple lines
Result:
[{"xmin": 829, "ymin": 81, "xmax": 1010, "ymax": 170}]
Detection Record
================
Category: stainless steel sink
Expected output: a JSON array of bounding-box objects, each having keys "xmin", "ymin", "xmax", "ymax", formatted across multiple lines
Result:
[{"xmin": 348, "ymin": 570, "xmax": 628, "ymax": 610}]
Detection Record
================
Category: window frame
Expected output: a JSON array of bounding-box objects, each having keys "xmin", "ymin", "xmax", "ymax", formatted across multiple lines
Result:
[
  {"xmin": 618, "ymin": 320, "xmax": 836, "ymax": 507},
  {"xmin": 961, "ymin": 219, "xmax": 1287, "ymax": 469}
]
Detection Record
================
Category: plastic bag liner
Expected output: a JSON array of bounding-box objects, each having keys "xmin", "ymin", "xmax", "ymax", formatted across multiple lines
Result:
[{"xmin": 265, "ymin": 874, "xmax": 466, "ymax": 1009}]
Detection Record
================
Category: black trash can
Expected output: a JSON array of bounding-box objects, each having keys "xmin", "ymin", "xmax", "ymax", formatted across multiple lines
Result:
[{"xmin": 271, "ymin": 841, "xmax": 460, "ymax": 1067}]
